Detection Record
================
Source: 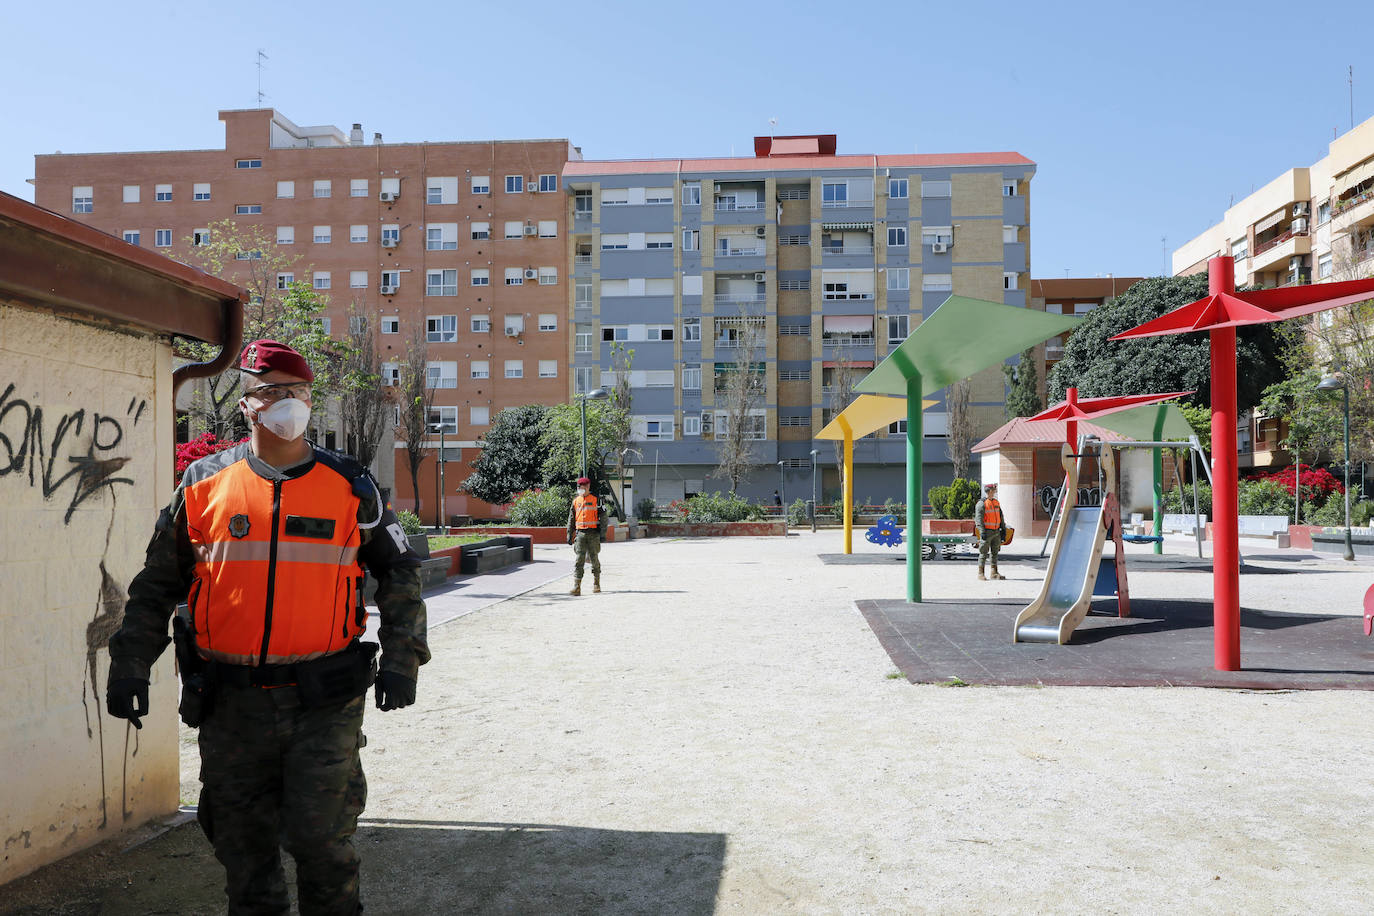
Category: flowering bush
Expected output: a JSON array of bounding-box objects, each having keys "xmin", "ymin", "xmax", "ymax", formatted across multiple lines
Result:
[
  {"xmin": 175, "ymin": 433, "xmax": 248, "ymax": 484},
  {"xmin": 1256, "ymin": 464, "xmax": 1344, "ymax": 499}
]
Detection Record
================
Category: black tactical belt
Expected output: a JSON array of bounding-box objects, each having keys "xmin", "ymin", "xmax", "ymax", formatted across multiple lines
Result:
[{"xmin": 213, "ymin": 643, "xmax": 364, "ymax": 688}]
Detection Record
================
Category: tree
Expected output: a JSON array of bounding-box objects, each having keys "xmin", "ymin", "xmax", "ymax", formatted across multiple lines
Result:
[
  {"xmin": 1258, "ymin": 368, "xmax": 1345, "ymax": 464},
  {"xmin": 1306, "ymin": 239, "xmax": 1374, "ymax": 461},
  {"xmin": 395, "ymin": 329, "xmax": 435, "ymax": 515},
  {"xmin": 1047, "ymin": 273, "xmax": 1285, "ymax": 411},
  {"xmin": 539, "ymin": 401, "xmax": 629, "ymax": 498},
  {"xmin": 1178, "ymin": 404, "xmax": 1212, "ymax": 454},
  {"xmin": 606, "ymin": 342, "xmax": 636, "ymax": 520},
  {"xmin": 458, "ymin": 404, "xmax": 551, "ymax": 505},
  {"xmin": 337, "ymin": 308, "xmax": 392, "ymax": 471},
  {"xmin": 1002, "ymin": 348, "xmax": 1042, "ymax": 419},
  {"xmin": 714, "ymin": 314, "xmax": 768, "ymax": 493},
  {"xmin": 945, "ymin": 378, "xmax": 974, "ymax": 480},
  {"xmin": 826, "ymin": 352, "xmax": 859, "ymax": 475}
]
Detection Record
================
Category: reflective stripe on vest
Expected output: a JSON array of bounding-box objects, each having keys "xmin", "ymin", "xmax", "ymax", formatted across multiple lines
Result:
[
  {"xmin": 182, "ymin": 455, "xmax": 364, "ymax": 666},
  {"xmin": 574, "ymin": 494, "xmax": 599, "ymax": 529},
  {"xmin": 982, "ymin": 497, "xmax": 1003, "ymax": 529}
]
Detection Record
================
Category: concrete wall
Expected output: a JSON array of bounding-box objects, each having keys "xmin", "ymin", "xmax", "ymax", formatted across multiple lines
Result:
[{"xmin": 0, "ymin": 302, "xmax": 179, "ymax": 884}]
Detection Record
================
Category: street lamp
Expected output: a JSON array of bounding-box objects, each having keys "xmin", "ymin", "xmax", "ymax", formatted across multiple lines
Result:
[
  {"xmin": 777, "ymin": 460, "xmax": 787, "ymax": 532},
  {"xmin": 429, "ymin": 420, "xmax": 447, "ymax": 532},
  {"xmin": 809, "ymin": 448, "xmax": 819, "ymax": 533},
  {"xmin": 578, "ymin": 387, "xmax": 609, "ymax": 481},
  {"xmin": 1317, "ymin": 373, "xmax": 1355, "ymax": 562}
]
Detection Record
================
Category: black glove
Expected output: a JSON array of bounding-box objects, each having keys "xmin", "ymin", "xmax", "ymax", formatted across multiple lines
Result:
[
  {"xmin": 567, "ymin": 534, "xmax": 574, "ymax": 546},
  {"xmin": 375, "ymin": 671, "xmax": 416, "ymax": 711},
  {"xmin": 107, "ymin": 678, "xmax": 149, "ymax": 729}
]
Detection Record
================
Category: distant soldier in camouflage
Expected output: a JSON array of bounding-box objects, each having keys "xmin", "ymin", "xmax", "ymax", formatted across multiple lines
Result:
[
  {"xmin": 566, "ymin": 476, "xmax": 605, "ymax": 596},
  {"xmin": 974, "ymin": 482, "xmax": 1008, "ymax": 581},
  {"xmin": 106, "ymin": 340, "xmax": 429, "ymax": 915}
]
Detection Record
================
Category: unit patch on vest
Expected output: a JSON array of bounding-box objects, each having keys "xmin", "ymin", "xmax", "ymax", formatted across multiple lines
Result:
[
  {"xmin": 228, "ymin": 514, "xmax": 251, "ymax": 539},
  {"xmin": 285, "ymin": 515, "xmax": 337, "ymax": 539}
]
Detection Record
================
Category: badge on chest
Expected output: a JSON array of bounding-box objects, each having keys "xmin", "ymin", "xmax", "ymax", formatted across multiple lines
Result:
[
  {"xmin": 285, "ymin": 515, "xmax": 337, "ymax": 539},
  {"xmin": 228, "ymin": 514, "xmax": 251, "ymax": 539}
]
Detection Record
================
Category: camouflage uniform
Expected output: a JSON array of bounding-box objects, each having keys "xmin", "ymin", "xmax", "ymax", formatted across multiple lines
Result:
[
  {"xmin": 108, "ymin": 444, "xmax": 428, "ymax": 915},
  {"xmin": 566, "ymin": 494, "xmax": 603, "ymax": 593},
  {"xmin": 974, "ymin": 489, "xmax": 1008, "ymax": 580}
]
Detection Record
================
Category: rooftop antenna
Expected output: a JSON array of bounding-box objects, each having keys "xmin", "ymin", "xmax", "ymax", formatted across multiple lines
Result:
[
  {"xmin": 1161, "ymin": 236, "xmax": 1168, "ymax": 277},
  {"xmin": 1350, "ymin": 65, "xmax": 1355, "ymax": 131},
  {"xmin": 256, "ymin": 49, "xmax": 269, "ymax": 108},
  {"xmin": 768, "ymin": 117, "xmax": 778, "ymax": 149}
]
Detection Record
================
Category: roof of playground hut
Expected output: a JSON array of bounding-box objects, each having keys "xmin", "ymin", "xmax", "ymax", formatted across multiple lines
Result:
[{"xmin": 971, "ymin": 418, "xmax": 1133, "ymax": 453}]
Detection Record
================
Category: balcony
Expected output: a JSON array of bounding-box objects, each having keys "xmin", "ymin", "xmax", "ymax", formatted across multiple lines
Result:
[
  {"xmin": 714, "ymin": 292, "xmax": 767, "ymax": 305},
  {"xmin": 716, "ymin": 245, "xmax": 765, "ymax": 257},
  {"xmin": 820, "ymin": 244, "xmax": 874, "ymax": 256},
  {"xmin": 1249, "ymin": 229, "xmax": 1310, "ymax": 272},
  {"xmin": 1332, "ymin": 187, "xmax": 1374, "ymax": 233},
  {"xmin": 714, "ymin": 198, "xmax": 767, "ymax": 212}
]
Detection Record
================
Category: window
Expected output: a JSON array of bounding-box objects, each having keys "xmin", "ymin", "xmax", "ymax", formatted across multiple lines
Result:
[
  {"xmin": 921, "ymin": 180, "xmax": 951, "ymax": 198},
  {"xmin": 471, "ymin": 176, "xmax": 490, "ymax": 194},
  {"xmin": 683, "ymin": 229, "xmax": 699, "ymax": 251},
  {"xmin": 426, "ymin": 361, "xmax": 457, "ymax": 388},
  {"xmin": 122, "ymin": 230, "xmax": 140, "ymax": 246},
  {"xmin": 313, "ymin": 272, "xmax": 331, "ymax": 290},
  {"xmin": 504, "ymin": 315, "xmax": 525, "ymax": 335},
  {"xmin": 277, "ymin": 226, "xmax": 294, "ymax": 244},
  {"xmin": 778, "ymin": 369, "xmax": 810, "ymax": 380},
  {"xmin": 538, "ymin": 220, "xmax": 557, "ymax": 238},
  {"xmin": 642, "ymin": 419, "xmax": 673, "ymax": 441},
  {"xmin": 470, "ymin": 406, "xmax": 490, "ymax": 426},
  {"xmin": 682, "ymin": 182, "xmax": 701, "ymax": 206},
  {"xmin": 575, "ymin": 325, "xmax": 593, "ymax": 353},
  {"xmin": 887, "ymin": 268, "xmax": 910, "ymax": 290},
  {"xmin": 320, "ymin": 318, "xmax": 332, "ymax": 334},
  {"xmin": 235, "ymin": 159, "xmax": 262, "ymax": 169},
  {"xmin": 504, "ymin": 268, "xmax": 524, "ymax": 286},
  {"xmin": 470, "ymin": 360, "xmax": 489, "ymax": 379},
  {"xmin": 1230, "ymin": 239, "xmax": 1248, "ymax": 262},
  {"xmin": 350, "ymin": 270, "xmax": 368, "ymax": 289},
  {"xmin": 471, "ymin": 315, "xmax": 490, "ymax": 332},
  {"xmin": 601, "ymin": 188, "xmax": 629, "ymax": 206},
  {"xmin": 1318, "ymin": 253, "xmax": 1333, "ymax": 279},
  {"xmin": 341, "ymin": 225, "xmax": 364, "ymax": 244},
  {"xmin": 646, "ymin": 233, "xmax": 673, "ymax": 249},
  {"xmin": 601, "ymin": 233, "xmax": 629, "ymax": 250},
  {"xmin": 192, "ymin": 228, "xmax": 211, "ymax": 246},
  {"xmin": 888, "ymin": 178, "xmax": 908, "ymax": 199},
  {"xmin": 381, "ymin": 270, "xmax": 400, "ymax": 289},
  {"xmin": 1003, "ymin": 272, "xmax": 1018, "ymax": 290},
  {"xmin": 426, "ymin": 177, "xmax": 458, "ymax": 205},
  {"xmin": 155, "ymin": 229, "xmax": 171, "ymax": 247},
  {"xmin": 427, "ymin": 407, "xmax": 457, "ymax": 435},
  {"xmin": 683, "ymin": 415, "xmax": 701, "ymax": 436},
  {"xmin": 155, "ymin": 184, "xmax": 172, "ymax": 202},
  {"xmin": 193, "ymin": 183, "xmax": 211, "ymax": 201},
  {"xmin": 1317, "ymin": 200, "xmax": 1332, "ymax": 224},
  {"xmin": 471, "ymin": 221, "xmax": 490, "ymax": 240},
  {"xmin": 426, "ymin": 270, "xmax": 458, "ymax": 297},
  {"xmin": 505, "ymin": 221, "xmax": 523, "ymax": 239},
  {"xmin": 575, "ymin": 282, "xmax": 592, "ymax": 307},
  {"xmin": 646, "ymin": 187, "xmax": 672, "ymax": 205},
  {"xmin": 277, "ymin": 180, "xmax": 295, "ymax": 199},
  {"xmin": 382, "ymin": 362, "xmax": 400, "ymax": 386},
  {"xmin": 539, "ymin": 360, "xmax": 558, "ymax": 378},
  {"xmin": 313, "ymin": 179, "xmax": 331, "ymax": 198},
  {"xmin": 504, "ymin": 175, "xmax": 523, "ymax": 193},
  {"xmin": 426, "ymin": 315, "xmax": 458, "ymax": 342},
  {"xmin": 350, "ymin": 179, "xmax": 368, "ymax": 198},
  {"xmin": 348, "ymin": 315, "xmax": 367, "ymax": 335},
  {"xmin": 380, "ymin": 178, "xmax": 400, "ymax": 198},
  {"xmin": 888, "ymin": 420, "xmax": 907, "ymax": 434},
  {"xmin": 602, "ymin": 326, "xmax": 629, "ymax": 342},
  {"xmin": 1002, "ymin": 180, "xmax": 1018, "ymax": 197},
  {"xmin": 426, "ymin": 223, "xmax": 458, "ymax": 250},
  {"xmin": 234, "ymin": 249, "xmax": 263, "ymax": 260},
  {"xmin": 538, "ymin": 313, "xmax": 558, "ymax": 331},
  {"xmin": 235, "ymin": 204, "xmax": 262, "ymax": 215},
  {"xmin": 314, "ymin": 225, "xmax": 331, "ymax": 243},
  {"xmin": 539, "ymin": 174, "xmax": 558, "ymax": 192},
  {"xmin": 471, "ymin": 269, "xmax": 489, "ymax": 286},
  {"xmin": 538, "ymin": 267, "xmax": 558, "ymax": 285},
  {"xmin": 381, "ymin": 316, "xmax": 399, "ymax": 334},
  {"xmin": 682, "ymin": 317, "xmax": 701, "ymax": 341},
  {"xmin": 921, "ymin": 227, "xmax": 954, "ymax": 248},
  {"xmin": 504, "ymin": 360, "xmax": 523, "ymax": 379},
  {"xmin": 923, "ymin": 273, "xmax": 953, "ymax": 291},
  {"xmin": 888, "ymin": 315, "xmax": 909, "ymax": 343},
  {"xmin": 822, "ymin": 181, "xmax": 848, "ymax": 206},
  {"xmin": 381, "ymin": 225, "xmax": 399, "ymax": 245},
  {"xmin": 122, "ymin": 185, "xmax": 140, "ymax": 203},
  {"xmin": 574, "ymin": 190, "xmax": 592, "ymax": 214},
  {"xmin": 648, "ymin": 325, "xmax": 674, "ymax": 341},
  {"xmin": 682, "ymin": 364, "xmax": 701, "ymax": 390},
  {"xmin": 887, "ymin": 226, "xmax": 908, "ymax": 247},
  {"xmin": 72, "ymin": 186, "xmax": 93, "ymax": 213},
  {"xmin": 574, "ymin": 366, "xmax": 594, "ymax": 394}
]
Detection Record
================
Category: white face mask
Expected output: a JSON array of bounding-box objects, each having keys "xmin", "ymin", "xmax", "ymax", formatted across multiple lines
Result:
[
  {"xmin": 578, "ymin": 488, "xmax": 589, "ymax": 497},
  {"xmin": 250, "ymin": 398, "xmax": 311, "ymax": 441}
]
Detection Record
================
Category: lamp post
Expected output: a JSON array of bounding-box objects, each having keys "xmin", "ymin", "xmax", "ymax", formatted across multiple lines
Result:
[
  {"xmin": 429, "ymin": 421, "xmax": 447, "ymax": 532},
  {"xmin": 1317, "ymin": 373, "xmax": 1354, "ymax": 562},
  {"xmin": 809, "ymin": 448, "xmax": 819, "ymax": 532},
  {"xmin": 777, "ymin": 460, "xmax": 787, "ymax": 533},
  {"xmin": 578, "ymin": 387, "xmax": 609, "ymax": 481}
]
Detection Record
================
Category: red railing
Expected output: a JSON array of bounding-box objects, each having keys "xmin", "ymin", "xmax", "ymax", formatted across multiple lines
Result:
[{"xmin": 1253, "ymin": 229, "xmax": 1308, "ymax": 256}]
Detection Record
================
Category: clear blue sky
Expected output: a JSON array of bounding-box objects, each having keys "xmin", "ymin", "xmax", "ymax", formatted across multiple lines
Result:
[{"xmin": 4, "ymin": 0, "xmax": 1365, "ymax": 278}]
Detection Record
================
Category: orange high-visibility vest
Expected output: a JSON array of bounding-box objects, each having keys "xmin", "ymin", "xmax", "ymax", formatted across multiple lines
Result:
[
  {"xmin": 181, "ymin": 450, "xmax": 365, "ymax": 666},
  {"xmin": 982, "ymin": 497, "xmax": 1004, "ymax": 529},
  {"xmin": 573, "ymin": 493, "xmax": 599, "ymax": 530}
]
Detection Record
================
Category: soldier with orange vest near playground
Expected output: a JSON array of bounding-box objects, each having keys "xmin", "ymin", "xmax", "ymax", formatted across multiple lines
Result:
[
  {"xmin": 974, "ymin": 482, "xmax": 1009, "ymax": 581},
  {"xmin": 105, "ymin": 339, "xmax": 429, "ymax": 914},
  {"xmin": 566, "ymin": 476, "xmax": 606, "ymax": 595}
]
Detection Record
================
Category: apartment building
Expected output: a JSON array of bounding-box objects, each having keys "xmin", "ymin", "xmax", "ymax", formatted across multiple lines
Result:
[
  {"xmin": 1172, "ymin": 112, "xmax": 1374, "ymax": 469},
  {"xmin": 1029, "ymin": 276, "xmax": 1142, "ymax": 399},
  {"xmin": 564, "ymin": 135, "xmax": 1034, "ymax": 504},
  {"xmin": 33, "ymin": 109, "xmax": 577, "ymax": 518}
]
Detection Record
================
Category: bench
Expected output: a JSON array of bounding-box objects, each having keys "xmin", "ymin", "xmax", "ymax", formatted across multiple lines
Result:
[
  {"xmin": 458, "ymin": 536, "xmax": 535, "ymax": 575},
  {"xmin": 1238, "ymin": 515, "xmax": 1291, "ymax": 547}
]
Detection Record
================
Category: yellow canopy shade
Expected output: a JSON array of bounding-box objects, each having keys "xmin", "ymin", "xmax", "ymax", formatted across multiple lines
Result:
[{"xmin": 815, "ymin": 395, "xmax": 939, "ymax": 441}]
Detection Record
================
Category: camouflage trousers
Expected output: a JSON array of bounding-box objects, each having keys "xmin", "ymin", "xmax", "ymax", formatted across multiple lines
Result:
[
  {"xmin": 573, "ymin": 529, "xmax": 601, "ymax": 580},
  {"xmin": 978, "ymin": 530, "xmax": 1004, "ymax": 567},
  {"xmin": 197, "ymin": 684, "xmax": 366, "ymax": 916}
]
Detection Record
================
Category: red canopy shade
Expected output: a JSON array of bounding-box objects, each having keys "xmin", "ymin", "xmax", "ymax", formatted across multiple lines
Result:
[
  {"xmin": 1031, "ymin": 390, "xmax": 1193, "ymax": 422},
  {"xmin": 1110, "ymin": 277, "xmax": 1374, "ymax": 340}
]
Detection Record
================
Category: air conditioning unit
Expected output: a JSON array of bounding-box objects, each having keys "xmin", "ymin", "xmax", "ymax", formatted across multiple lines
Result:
[
  {"xmin": 1292, "ymin": 217, "xmax": 1308, "ymax": 233},
  {"xmin": 1292, "ymin": 201, "xmax": 1311, "ymax": 217},
  {"xmin": 380, "ymin": 284, "xmax": 398, "ymax": 295},
  {"xmin": 932, "ymin": 241, "xmax": 948, "ymax": 253},
  {"xmin": 379, "ymin": 191, "xmax": 397, "ymax": 202},
  {"xmin": 755, "ymin": 226, "xmax": 767, "ymax": 238},
  {"xmin": 1289, "ymin": 255, "xmax": 1305, "ymax": 271},
  {"xmin": 381, "ymin": 238, "xmax": 399, "ymax": 248},
  {"xmin": 753, "ymin": 272, "xmax": 766, "ymax": 282},
  {"xmin": 524, "ymin": 268, "xmax": 539, "ymax": 280},
  {"xmin": 505, "ymin": 326, "xmax": 522, "ymax": 337},
  {"xmin": 527, "ymin": 181, "xmax": 539, "ymax": 192},
  {"xmin": 522, "ymin": 225, "xmax": 538, "ymax": 237}
]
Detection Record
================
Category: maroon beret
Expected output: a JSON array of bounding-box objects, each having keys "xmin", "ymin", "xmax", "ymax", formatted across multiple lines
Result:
[
  {"xmin": 239, "ymin": 339, "xmax": 314, "ymax": 382},
  {"xmin": 576, "ymin": 477, "xmax": 591, "ymax": 486}
]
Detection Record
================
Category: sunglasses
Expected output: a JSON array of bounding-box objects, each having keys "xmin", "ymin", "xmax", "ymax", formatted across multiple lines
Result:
[{"xmin": 245, "ymin": 382, "xmax": 312, "ymax": 403}]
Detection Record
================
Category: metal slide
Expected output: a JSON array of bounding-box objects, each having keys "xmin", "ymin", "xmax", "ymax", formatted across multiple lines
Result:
[{"xmin": 1014, "ymin": 444, "xmax": 1116, "ymax": 644}]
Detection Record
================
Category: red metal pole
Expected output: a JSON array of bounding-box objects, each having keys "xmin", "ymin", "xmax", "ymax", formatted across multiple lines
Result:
[
  {"xmin": 1066, "ymin": 386, "xmax": 1079, "ymax": 450},
  {"xmin": 1208, "ymin": 257, "xmax": 1241, "ymax": 670}
]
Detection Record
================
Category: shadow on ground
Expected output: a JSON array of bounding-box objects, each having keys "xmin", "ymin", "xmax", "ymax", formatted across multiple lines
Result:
[{"xmin": 1, "ymin": 816, "xmax": 726, "ymax": 916}]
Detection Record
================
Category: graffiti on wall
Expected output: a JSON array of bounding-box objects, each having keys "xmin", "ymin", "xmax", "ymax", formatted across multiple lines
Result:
[
  {"xmin": 1037, "ymin": 484, "xmax": 1103, "ymax": 516},
  {"xmin": 0, "ymin": 384, "xmax": 146, "ymax": 523}
]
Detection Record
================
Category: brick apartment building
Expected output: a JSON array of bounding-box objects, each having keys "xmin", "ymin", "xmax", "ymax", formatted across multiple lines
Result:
[
  {"xmin": 33, "ymin": 108, "xmax": 578, "ymax": 519},
  {"xmin": 563, "ymin": 135, "xmax": 1034, "ymax": 505},
  {"xmin": 1028, "ymin": 276, "xmax": 1143, "ymax": 400}
]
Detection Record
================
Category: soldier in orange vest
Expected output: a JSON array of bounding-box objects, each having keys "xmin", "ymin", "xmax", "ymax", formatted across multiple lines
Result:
[
  {"xmin": 566, "ymin": 476, "xmax": 604, "ymax": 595},
  {"xmin": 105, "ymin": 339, "xmax": 429, "ymax": 914},
  {"xmin": 974, "ymin": 481, "xmax": 1008, "ymax": 581}
]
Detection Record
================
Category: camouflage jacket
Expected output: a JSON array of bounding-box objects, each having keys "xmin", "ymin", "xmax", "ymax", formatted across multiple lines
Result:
[{"xmin": 108, "ymin": 443, "xmax": 430, "ymax": 682}]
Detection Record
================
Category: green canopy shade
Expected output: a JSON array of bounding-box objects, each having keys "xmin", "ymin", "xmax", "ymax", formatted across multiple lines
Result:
[
  {"xmin": 855, "ymin": 295, "xmax": 1082, "ymax": 397},
  {"xmin": 1090, "ymin": 402, "xmax": 1195, "ymax": 442}
]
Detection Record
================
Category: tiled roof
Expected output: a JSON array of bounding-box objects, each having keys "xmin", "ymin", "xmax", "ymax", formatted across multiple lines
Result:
[{"xmin": 971, "ymin": 417, "xmax": 1131, "ymax": 453}]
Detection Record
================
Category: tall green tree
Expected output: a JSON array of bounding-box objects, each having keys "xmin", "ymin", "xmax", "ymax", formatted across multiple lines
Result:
[
  {"xmin": 458, "ymin": 404, "xmax": 551, "ymax": 505},
  {"xmin": 539, "ymin": 401, "xmax": 630, "ymax": 509},
  {"xmin": 395, "ymin": 328, "xmax": 435, "ymax": 518},
  {"xmin": 1047, "ymin": 274, "xmax": 1286, "ymax": 411},
  {"xmin": 1002, "ymin": 348, "xmax": 1042, "ymax": 419},
  {"xmin": 1258, "ymin": 368, "xmax": 1345, "ymax": 461}
]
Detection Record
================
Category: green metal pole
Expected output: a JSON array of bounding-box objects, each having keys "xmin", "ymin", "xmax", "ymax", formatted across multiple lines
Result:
[
  {"xmin": 1343, "ymin": 385, "xmax": 1354, "ymax": 562},
  {"xmin": 907, "ymin": 373, "xmax": 923, "ymax": 602},
  {"xmin": 1152, "ymin": 410, "xmax": 1165, "ymax": 554}
]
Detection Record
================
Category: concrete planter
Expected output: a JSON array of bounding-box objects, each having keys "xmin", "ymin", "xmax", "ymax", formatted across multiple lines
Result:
[
  {"xmin": 644, "ymin": 520, "xmax": 786, "ymax": 537},
  {"xmin": 448, "ymin": 525, "xmax": 567, "ymax": 545},
  {"xmin": 1310, "ymin": 530, "xmax": 1374, "ymax": 557}
]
